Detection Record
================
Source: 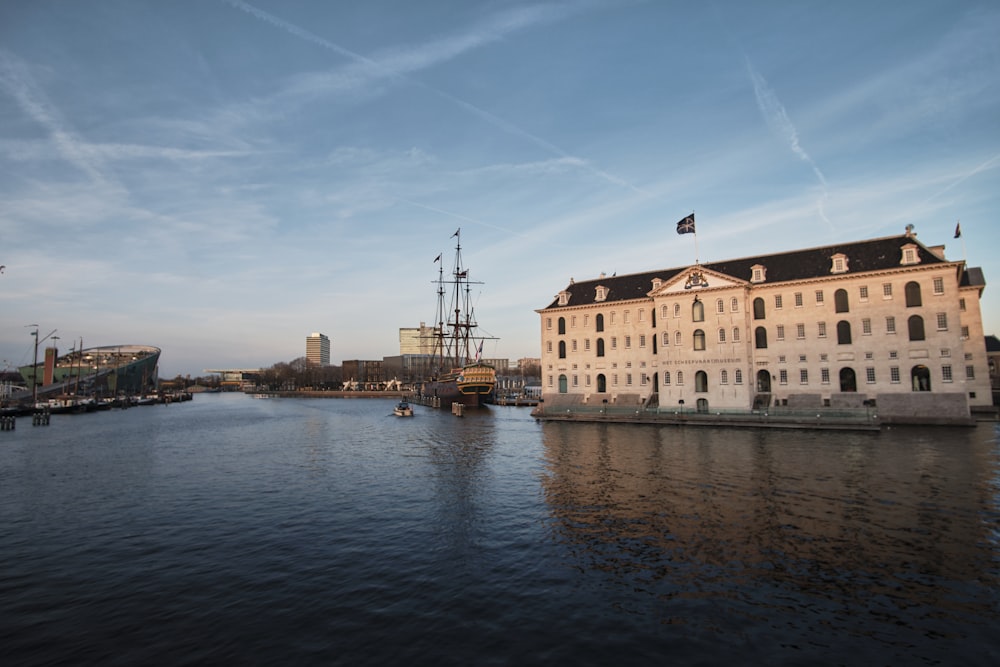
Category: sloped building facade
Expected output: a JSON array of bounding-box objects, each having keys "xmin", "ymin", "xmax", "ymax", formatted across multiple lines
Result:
[{"xmin": 538, "ymin": 230, "xmax": 991, "ymax": 418}]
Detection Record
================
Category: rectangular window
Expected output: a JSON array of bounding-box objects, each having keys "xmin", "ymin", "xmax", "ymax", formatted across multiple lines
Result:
[
  {"xmin": 775, "ymin": 294, "xmax": 783, "ymax": 309},
  {"xmin": 585, "ymin": 374, "xmax": 591, "ymax": 386},
  {"xmin": 623, "ymin": 311, "xmax": 630, "ymax": 324},
  {"xmin": 638, "ymin": 309, "xmax": 645, "ymax": 322},
  {"xmin": 883, "ymin": 283, "xmax": 893, "ymax": 298},
  {"xmin": 866, "ymin": 367, "xmax": 876, "ymax": 384},
  {"xmin": 572, "ymin": 339, "xmax": 578, "ymax": 352},
  {"xmin": 821, "ymin": 368, "xmax": 830, "ymax": 384},
  {"xmin": 886, "ymin": 316, "xmax": 896, "ymax": 334},
  {"xmin": 933, "ymin": 277, "xmax": 944, "ymax": 295},
  {"xmin": 584, "ymin": 339, "xmax": 591, "ymax": 351},
  {"xmin": 862, "ymin": 318, "xmax": 872, "ymax": 335},
  {"xmin": 546, "ymin": 317, "xmax": 552, "ymax": 330},
  {"xmin": 796, "ymin": 324, "xmax": 805, "ymax": 339},
  {"xmin": 572, "ymin": 374, "xmax": 578, "ymax": 386},
  {"xmin": 776, "ymin": 325, "xmax": 785, "ymax": 341},
  {"xmin": 942, "ymin": 365, "xmax": 953, "ymax": 382},
  {"xmin": 820, "ymin": 353, "xmax": 828, "ymax": 362},
  {"xmin": 961, "ymin": 326, "xmax": 970, "ymax": 339},
  {"xmin": 612, "ymin": 373, "xmax": 619, "ymax": 386},
  {"xmin": 815, "ymin": 290, "xmax": 824, "ymax": 304},
  {"xmin": 966, "ymin": 365, "xmax": 975, "ymax": 379},
  {"xmin": 890, "ymin": 367, "xmax": 900, "ymax": 384},
  {"xmin": 571, "ymin": 316, "xmax": 577, "ymax": 328},
  {"xmin": 818, "ymin": 322, "xmax": 827, "ymax": 338},
  {"xmin": 639, "ymin": 334, "xmax": 646, "ymax": 348},
  {"xmin": 546, "ymin": 341, "xmax": 552, "ymax": 353},
  {"xmin": 611, "ymin": 337, "xmax": 617, "ymax": 350},
  {"xmin": 624, "ymin": 335, "xmax": 631, "ymax": 349},
  {"xmin": 936, "ymin": 313, "xmax": 948, "ymax": 331},
  {"xmin": 800, "ymin": 369, "xmax": 808, "ymax": 384},
  {"xmin": 626, "ymin": 373, "xmax": 633, "ymax": 386},
  {"xmin": 779, "ymin": 369, "xmax": 788, "ymax": 385},
  {"xmin": 640, "ymin": 373, "xmax": 648, "ymax": 386},
  {"xmin": 959, "ymin": 298, "xmax": 966, "ymax": 311},
  {"xmin": 860, "ymin": 286, "xmax": 869, "ymax": 300},
  {"xmin": 794, "ymin": 292, "xmax": 803, "ymax": 307},
  {"xmin": 799, "ymin": 354, "xmax": 807, "ymax": 363},
  {"xmin": 889, "ymin": 350, "xmax": 898, "ymax": 359}
]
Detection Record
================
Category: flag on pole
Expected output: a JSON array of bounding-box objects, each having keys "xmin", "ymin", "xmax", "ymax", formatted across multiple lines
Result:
[
  {"xmin": 676, "ymin": 214, "xmax": 695, "ymax": 235},
  {"xmin": 475, "ymin": 341, "xmax": 483, "ymax": 361},
  {"xmin": 954, "ymin": 222, "xmax": 961, "ymax": 239},
  {"xmin": 452, "ymin": 228, "xmax": 460, "ymax": 237},
  {"xmin": 433, "ymin": 253, "xmax": 441, "ymax": 263}
]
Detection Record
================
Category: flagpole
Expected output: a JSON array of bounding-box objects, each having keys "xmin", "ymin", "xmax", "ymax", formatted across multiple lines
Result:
[
  {"xmin": 693, "ymin": 210, "xmax": 699, "ymax": 265},
  {"xmin": 958, "ymin": 220, "xmax": 967, "ymax": 262}
]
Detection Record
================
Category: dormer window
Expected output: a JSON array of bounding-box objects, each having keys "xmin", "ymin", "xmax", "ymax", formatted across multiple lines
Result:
[
  {"xmin": 651, "ymin": 278, "xmax": 662, "ymax": 291},
  {"xmin": 900, "ymin": 244, "xmax": 920, "ymax": 266},
  {"xmin": 750, "ymin": 264, "xmax": 767, "ymax": 283},
  {"xmin": 558, "ymin": 290, "xmax": 571, "ymax": 306},
  {"xmin": 595, "ymin": 285, "xmax": 608, "ymax": 302},
  {"xmin": 830, "ymin": 253, "xmax": 849, "ymax": 274}
]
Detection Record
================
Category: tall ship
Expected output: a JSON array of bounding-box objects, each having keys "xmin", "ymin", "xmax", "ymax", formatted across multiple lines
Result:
[{"xmin": 420, "ymin": 229, "xmax": 497, "ymax": 407}]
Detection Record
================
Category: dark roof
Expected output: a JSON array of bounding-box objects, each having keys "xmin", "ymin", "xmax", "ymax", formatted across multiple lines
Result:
[
  {"xmin": 543, "ymin": 233, "xmax": 960, "ymax": 310},
  {"xmin": 986, "ymin": 335, "xmax": 1000, "ymax": 353}
]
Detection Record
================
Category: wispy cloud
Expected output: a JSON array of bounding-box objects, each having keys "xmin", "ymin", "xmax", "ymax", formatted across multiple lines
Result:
[
  {"xmin": 0, "ymin": 50, "xmax": 114, "ymax": 189},
  {"xmin": 220, "ymin": 0, "xmax": 647, "ymax": 194},
  {"xmin": 746, "ymin": 59, "xmax": 832, "ymax": 231}
]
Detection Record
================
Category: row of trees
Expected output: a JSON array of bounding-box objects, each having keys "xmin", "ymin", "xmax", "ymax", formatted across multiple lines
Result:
[{"xmin": 165, "ymin": 358, "xmax": 541, "ymax": 393}]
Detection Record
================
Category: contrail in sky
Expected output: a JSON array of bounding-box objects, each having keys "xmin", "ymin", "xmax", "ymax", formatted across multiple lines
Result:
[
  {"xmin": 746, "ymin": 59, "xmax": 833, "ymax": 231},
  {"xmin": 221, "ymin": 0, "xmax": 648, "ymax": 195}
]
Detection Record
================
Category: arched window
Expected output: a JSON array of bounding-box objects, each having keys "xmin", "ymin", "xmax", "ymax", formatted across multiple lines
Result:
[
  {"xmin": 755, "ymin": 326, "xmax": 768, "ymax": 349},
  {"xmin": 661, "ymin": 305, "xmax": 668, "ymax": 319},
  {"xmin": 662, "ymin": 332, "xmax": 669, "ymax": 346},
  {"xmin": 596, "ymin": 338, "xmax": 605, "ymax": 357},
  {"xmin": 677, "ymin": 371, "xmax": 684, "ymax": 385},
  {"xmin": 675, "ymin": 331, "xmax": 682, "ymax": 346},
  {"xmin": 558, "ymin": 341, "xmax": 566, "ymax": 358},
  {"xmin": 908, "ymin": 315, "xmax": 925, "ymax": 341},
  {"xmin": 673, "ymin": 303, "xmax": 681, "ymax": 318},
  {"xmin": 837, "ymin": 320, "xmax": 852, "ymax": 345},
  {"xmin": 595, "ymin": 314, "xmax": 604, "ymax": 332},
  {"xmin": 731, "ymin": 297, "xmax": 739, "ymax": 312},
  {"xmin": 753, "ymin": 297, "xmax": 766, "ymax": 320},
  {"xmin": 693, "ymin": 329, "xmax": 706, "ymax": 350},
  {"xmin": 911, "ymin": 365, "xmax": 931, "ymax": 391},
  {"xmin": 905, "ymin": 281, "xmax": 922, "ymax": 307},
  {"xmin": 839, "ymin": 367, "xmax": 857, "ymax": 392},
  {"xmin": 720, "ymin": 369, "xmax": 729, "ymax": 384},
  {"xmin": 663, "ymin": 371, "xmax": 671, "ymax": 386},
  {"xmin": 558, "ymin": 317, "xmax": 566, "ymax": 335},
  {"xmin": 756, "ymin": 369, "xmax": 771, "ymax": 392},
  {"xmin": 596, "ymin": 374, "xmax": 607, "ymax": 392},
  {"xmin": 716, "ymin": 299, "xmax": 724, "ymax": 314},
  {"xmin": 733, "ymin": 328, "xmax": 741, "ymax": 342},
  {"xmin": 558, "ymin": 374, "xmax": 568, "ymax": 393},
  {"xmin": 695, "ymin": 371, "xmax": 708, "ymax": 392},
  {"xmin": 835, "ymin": 289, "xmax": 849, "ymax": 313},
  {"xmin": 693, "ymin": 299, "xmax": 705, "ymax": 322},
  {"xmin": 718, "ymin": 328, "xmax": 726, "ymax": 343}
]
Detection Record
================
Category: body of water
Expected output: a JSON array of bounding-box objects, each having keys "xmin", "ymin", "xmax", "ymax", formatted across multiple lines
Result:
[{"xmin": 2, "ymin": 393, "xmax": 998, "ymax": 665}]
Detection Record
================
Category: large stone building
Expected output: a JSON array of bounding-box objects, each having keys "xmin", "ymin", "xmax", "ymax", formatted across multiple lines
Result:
[{"xmin": 537, "ymin": 230, "xmax": 992, "ymax": 419}]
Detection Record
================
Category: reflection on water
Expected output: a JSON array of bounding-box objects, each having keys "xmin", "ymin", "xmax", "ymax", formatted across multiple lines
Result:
[
  {"xmin": 541, "ymin": 422, "xmax": 1000, "ymax": 661},
  {"xmin": 1, "ymin": 395, "xmax": 998, "ymax": 665}
]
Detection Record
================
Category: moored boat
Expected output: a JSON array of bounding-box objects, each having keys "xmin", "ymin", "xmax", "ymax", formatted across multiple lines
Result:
[{"xmin": 420, "ymin": 229, "xmax": 497, "ymax": 408}]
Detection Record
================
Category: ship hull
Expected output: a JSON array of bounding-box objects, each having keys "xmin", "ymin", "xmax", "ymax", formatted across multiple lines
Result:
[{"xmin": 421, "ymin": 363, "xmax": 496, "ymax": 408}]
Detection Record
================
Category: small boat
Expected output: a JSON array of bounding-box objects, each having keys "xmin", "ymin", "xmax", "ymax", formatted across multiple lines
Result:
[{"xmin": 394, "ymin": 401, "xmax": 413, "ymax": 417}]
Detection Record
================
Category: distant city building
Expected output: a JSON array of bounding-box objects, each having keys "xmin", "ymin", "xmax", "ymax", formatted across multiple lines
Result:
[
  {"xmin": 399, "ymin": 323, "xmax": 437, "ymax": 355},
  {"xmin": 306, "ymin": 332, "xmax": 331, "ymax": 366}
]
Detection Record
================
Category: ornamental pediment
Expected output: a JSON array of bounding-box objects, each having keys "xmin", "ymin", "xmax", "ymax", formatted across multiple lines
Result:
[{"xmin": 648, "ymin": 266, "xmax": 744, "ymax": 296}]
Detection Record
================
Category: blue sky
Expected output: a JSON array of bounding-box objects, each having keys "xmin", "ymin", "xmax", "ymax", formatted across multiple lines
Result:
[{"xmin": 2, "ymin": 1, "xmax": 998, "ymax": 378}]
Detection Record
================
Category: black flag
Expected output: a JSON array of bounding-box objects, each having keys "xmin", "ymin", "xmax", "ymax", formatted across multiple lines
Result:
[{"xmin": 676, "ymin": 214, "xmax": 695, "ymax": 235}]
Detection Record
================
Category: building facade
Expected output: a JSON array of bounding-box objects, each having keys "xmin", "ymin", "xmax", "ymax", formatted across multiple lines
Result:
[
  {"xmin": 538, "ymin": 231, "xmax": 991, "ymax": 416},
  {"xmin": 306, "ymin": 332, "xmax": 331, "ymax": 367},
  {"xmin": 399, "ymin": 323, "xmax": 438, "ymax": 356}
]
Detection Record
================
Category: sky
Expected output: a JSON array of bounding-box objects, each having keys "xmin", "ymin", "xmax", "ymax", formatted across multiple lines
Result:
[{"xmin": 1, "ymin": 1, "xmax": 998, "ymax": 378}]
